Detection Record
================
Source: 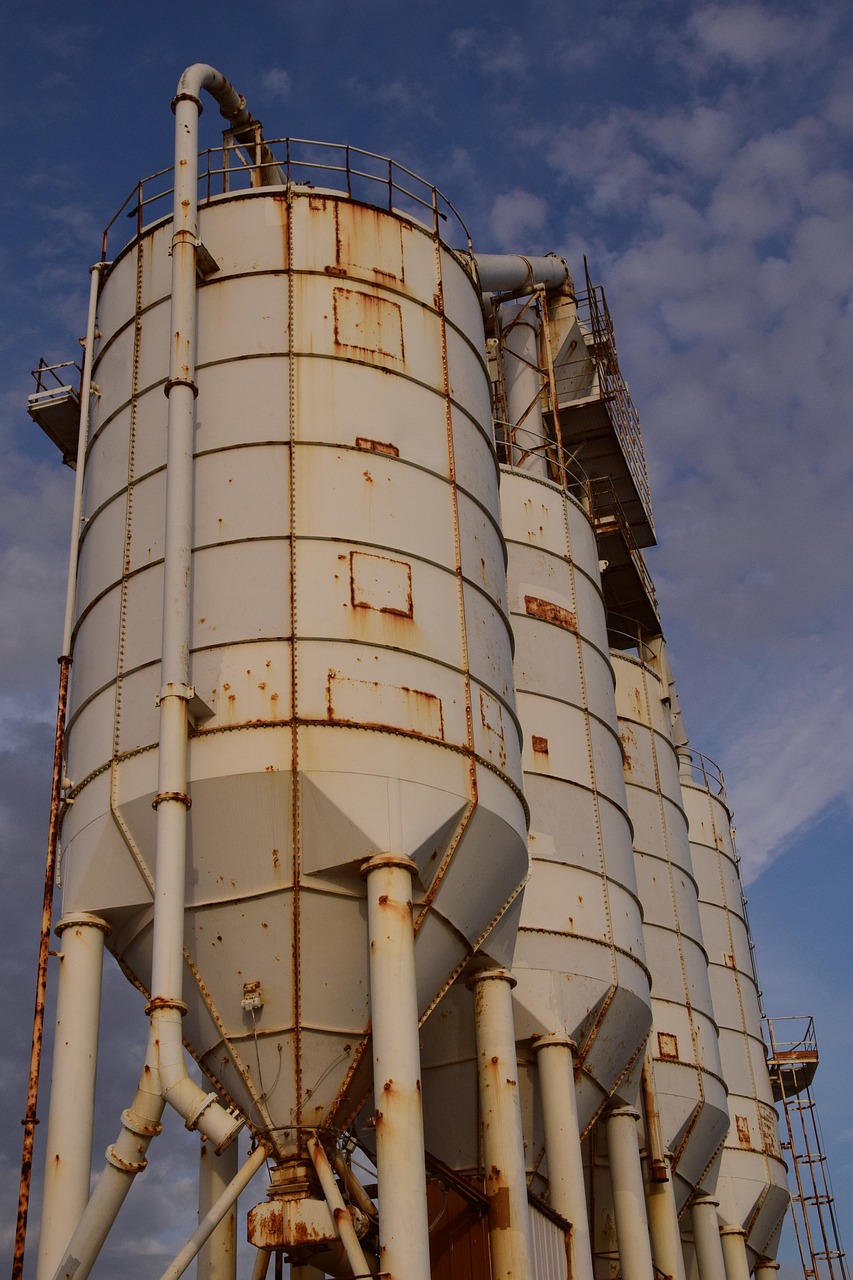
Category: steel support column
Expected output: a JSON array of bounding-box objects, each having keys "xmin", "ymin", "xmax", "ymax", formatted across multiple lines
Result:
[
  {"xmin": 364, "ymin": 853, "xmax": 431, "ymax": 1280},
  {"xmin": 605, "ymin": 1106, "xmax": 655, "ymax": 1280},
  {"xmin": 35, "ymin": 915, "xmax": 109, "ymax": 1280},
  {"xmin": 469, "ymin": 966, "xmax": 534, "ymax": 1280},
  {"xmin": 691, "ymin": 1196, "xmax": 727, "ymax": 1280},
  {"xmin": 533, "ymin": 1035, "xmax": 594, "ymax": 1280},
  {"xmin": 720, "ymin": 1227, "xmax": 751, "ymax": 1280}
]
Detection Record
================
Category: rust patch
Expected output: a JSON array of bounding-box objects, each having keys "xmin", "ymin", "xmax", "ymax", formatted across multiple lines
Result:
[
  {"xmin": 735, "ymin": 1115, "xmax": 751, "ymax": 1146},
  {"xmin": 657, "ymin": 1032, "xmax": 679, "ymax": 1061},
  {"xmin": 355, "ymin": 435, "xmax": 399, "ymax": 457},
  {"xmin": 350, "ymin": 550, "xmax": 413, "ymax": 618},
  {"xmin": 333, "ymin": 286, "xmax": 404, "ymax": 362},
  {"xmin": 532, "ymin": 735, "xmax": 549, "ymax": 754},
  {"xmin": 524, "ymin": 594, "xmax": 577, "ymax": 631}
]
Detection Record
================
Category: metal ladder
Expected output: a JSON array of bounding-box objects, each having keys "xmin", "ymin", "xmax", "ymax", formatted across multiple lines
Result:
[{"xmin": 764, "ymin": 1017, "xmax": 848, "ymax": 1280}]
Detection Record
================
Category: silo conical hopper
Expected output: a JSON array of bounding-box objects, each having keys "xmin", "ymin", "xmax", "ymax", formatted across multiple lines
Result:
[
  {"xmin": 610, "ymin": 643, "xmax": 729, "ymax": 1208},
  {"xmin": 58, "ymin": 128, "xmax": 529, "ymax": 1170},
  {"xmin": 681, "ymin": 755, "xmax": 789, "ymax": 1267}
]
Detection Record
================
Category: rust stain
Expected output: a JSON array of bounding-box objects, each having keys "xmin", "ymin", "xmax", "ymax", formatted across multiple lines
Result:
[
  {"xmin": 736, "ymin": 1115, "xmax": 751, "ymax": 1145},
  {"xmin": 532, "ymin": 735, "xmax": 549, "ymax": 754},
  {"xmin": 524, "ymin": 594, "xmax": 577, "ymax": 631},
  {"xmin": 657, "ymin": 1032, "xmax": 679, "ymax": 1061},
  {"xmin": 271, "ymin": 848, "xmax": 280, "ymax": 871}
]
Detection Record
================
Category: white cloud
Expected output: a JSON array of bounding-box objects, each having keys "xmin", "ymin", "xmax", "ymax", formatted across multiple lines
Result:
[
  {"xmin": 260, "ymin": 67, "xmax": 292, "ymax": 101},
  {"xmin": 688, "ymin": 4, "xmax": 806, "ymax": 67},
  {"xmin": 488, "ymin": 188, "xmax": 550, "ymax": 251}
]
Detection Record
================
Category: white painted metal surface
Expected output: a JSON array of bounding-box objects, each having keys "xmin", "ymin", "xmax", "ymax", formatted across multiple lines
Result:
[
  {"xmin": 60, "ymin": 162, "xmax": 529, "ymax": 1165},
  {"xmin": 605, "ymin": 1106, "xmax": 656, "ymax": 1280},
  {"xmin": 681, "ymin": 759, "xmax": 789, "ymax": 1263},
  {"xmin": 612, "ymin": 648, "xmax": 729, "ymax": 1207}
]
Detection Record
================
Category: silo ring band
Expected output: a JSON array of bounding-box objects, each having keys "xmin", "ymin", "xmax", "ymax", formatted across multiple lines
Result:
[{"xmin": 152, "ymin": 791, "xmax": 192, "ymax": 810}]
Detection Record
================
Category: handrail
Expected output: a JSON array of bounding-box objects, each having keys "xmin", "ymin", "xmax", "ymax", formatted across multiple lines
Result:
[
  {"xmin": 676, "ymin": 749, "xmax": 726, "ymax": 797},
  {"xmin": 495, "ymin": 418, "xmax": 592, "ymax": 507},
  {"xmin": 29, "ymin": 358, "xmax": 83, "ymax": 397},
  {"xmin": 100, "ymin": 136, "xmax": 473, "ymax": 262}
]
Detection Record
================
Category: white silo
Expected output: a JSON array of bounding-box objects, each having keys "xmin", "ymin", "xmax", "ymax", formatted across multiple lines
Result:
[
  {"xmin": 420, "ymin": 283, "xmax": 652, "ymax": 1280},
  {"xmin": 34, "ymin": 66, "xmax": 529, "ymax": 1280},
  {"xmin": 608, "ymin": 641, "xmax": 729, "ymax": 1259},
  {"xmin": 680, "ymin": 754, "xmax": 789, "ymax": 1273}
]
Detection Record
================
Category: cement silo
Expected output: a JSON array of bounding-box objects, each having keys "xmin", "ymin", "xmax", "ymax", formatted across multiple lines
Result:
[
  {"xmin": 29, "ymin": 66, "xmax": 529, "ymax": 1280},
  {"xmin": 680, "ymin": 754, "xmax": 789, "ymax": 1274},
  {"xmin": 421, "ymin": 280, "xmax": 654, "ymax": 1280},
  {"xmin": 606, "ymin": 640, "xmax": 729, "ymax": 1269}
]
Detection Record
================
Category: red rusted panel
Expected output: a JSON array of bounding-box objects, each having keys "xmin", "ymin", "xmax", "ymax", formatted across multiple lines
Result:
[
  {"xmin": 523, "ymin": 594, "xmax": 577, "ymax": 632},
  {"xmin": 428, "ymin": 1178, "xmax": 492, "ymax": 1280}
]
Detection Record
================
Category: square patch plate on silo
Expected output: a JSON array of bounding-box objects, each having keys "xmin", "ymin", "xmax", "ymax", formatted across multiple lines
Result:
[
  {"xmin": 333, "ymin": 287, "xmax": 404, "ymax": 361},
  {"xmin": 350, "ymin": 550, "xmax": 413, "ymax": 617}
]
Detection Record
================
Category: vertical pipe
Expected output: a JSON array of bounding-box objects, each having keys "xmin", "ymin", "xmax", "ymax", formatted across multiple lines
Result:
[
  {"xmin": 35, "ymin": 916, "xmax": 109, "ymax": 1280},
  {"xmin": 12, "ymin": 262, "xmax": 103, "ymax": 1280},
  {"xmin": 754, "ymin": 1261, "xmax": 779, "ymax": 1280},
  {"xmin": 532, "ymin": 1036, "xmax": 594, "ymax": 1280},
  {"xmin": 690, "ymin": 1196, "xmax": 727, "ymax": 1280},
  {"xmin": 198, "ymin": 1139, "xmax": 240, "ymax": 1280},
  {"xmin": 719, "ymin": 1227, "xmax": 751, "ymax": 1280},
  {"xmin": 645, "ymin": 1154, "xmax": 687, "ymax": 1280},
  {"xmin": 307, "ymin": 1136, "xmax": 372, "ymax": 1279},
  {"xmin": 605, "ymin": 1106, "xmax": 655, "ymax": 1280},
  {"xmin": 468, "ymin": 966, "xmax": 534, "ymax": 1280},
  {"xmin": 363, "ymin": 853, "xmax": 431, "ymax": 1280}
]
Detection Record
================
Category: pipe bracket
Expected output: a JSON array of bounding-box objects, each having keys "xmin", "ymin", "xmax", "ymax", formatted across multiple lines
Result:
[
  {"xmin": 152, "ymin": 791, "xmax": 192, "ymax": 811},
  {"xmin": 171, "ymin": 91, "xmax": 203, "ymax": 115},
  {"xmin": 163, "ymin": 376, "xmax": 199, "ymax": 399}
]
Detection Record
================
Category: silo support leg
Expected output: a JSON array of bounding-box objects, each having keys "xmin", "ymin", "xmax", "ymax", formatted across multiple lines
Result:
[
  {"xmin": 646, "ymin": 1155, "xmax": 687, "ymax": 1280},
  {"xmin": 533, "ymin": 1036, "xmax": 594, "ymax": 1280},
  {"xmin": 719, "ymin": 1227, "xmax": 751, "ymax": 1280},
  {"xmin": 35, "ymin": 915, "xmax": 108, "ymax": 1280},
  {"xmin": 690, "ymin": 1195, "xmax": 727, "ymax": 1280},
  {"xmin": 468, "ymin": 966, "xmax": 535, "ymax": 1280},
  {"xmin": 198, "ymin": 1138, "xmax": 240, "ymax": 1280},
  {"xmin": 364, "ymin": 854, "xmax": 431, "ymax": 1280},
  {"xmin": 605, "ymin": 1106, "xmax": 655, "ymax": 1280}
]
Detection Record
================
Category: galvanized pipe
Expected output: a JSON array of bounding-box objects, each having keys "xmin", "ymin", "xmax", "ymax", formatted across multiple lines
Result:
[
  {"xmin": 35, "ymin": 916, "xmax": 109, "ymax": 1280},
  {"xmin": 363, "ymin": 853, "xmax": 431, "ymax": 1280},
  {"xmin": 719, "ymin": 1226, "xmax": 751, "ymax": 1280},
  {"xmin": 605, "ymin": 1106, "xmax": 655, "ymax": 1280},
  {"xmin": 158, "ymin": 1142, "xmax": 269, "ymax": 1280},
  {"xmin": 468, "ymin": 966, "xmax": 534, "ymax": 1280},
  {"xmin": 198, "ymin": 1138, "xmax": 240, "ymax": 1280},
  {"xmin": 690, "ymin": 1196, "xmax": 728, "ymax": 1280},
  {"xmin": 12, "ymin": 262, "xmax": 103, "ymax": 1280},
  {"xmin": 645, "ymin": 1153, "xmax": 687, "ymax": 1280},
  {"xmin": 532, "ymin": 1036, "xmax": 594, "ymax": 1280},
  {"xmin": 307, "ymin": 1136, "xmax": 372, "ymax": 1279},
  {"xmin": 474, "ymin": 253, "xmax": 570, "ymax": 295}
]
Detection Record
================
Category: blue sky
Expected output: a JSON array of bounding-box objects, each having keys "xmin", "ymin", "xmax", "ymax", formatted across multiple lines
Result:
[{"xmin": 1, "ymin": 2, "xmax": 851, "ymax": 1275}]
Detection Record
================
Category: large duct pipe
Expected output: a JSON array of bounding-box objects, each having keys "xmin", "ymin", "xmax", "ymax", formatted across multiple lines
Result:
[
  {"xmin": 473, "ymin": 253, "xmax": 570, "ymax": 295},
  {"xmin": 49, "ymin": 65, "xmax": 259, "ymax": 1280},
  {"xmin": 719, "ymin": 1227, "xmax": 751, "ymax": 1280},
  {"xmin": 198, "ymin": 1139, "xmax": 240, "ymax": 1280}
]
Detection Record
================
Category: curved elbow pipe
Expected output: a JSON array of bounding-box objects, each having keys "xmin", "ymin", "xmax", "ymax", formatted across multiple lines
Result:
[{"xmin": 472, "ymin": 252, "xmax": 571, "ymax": 295}]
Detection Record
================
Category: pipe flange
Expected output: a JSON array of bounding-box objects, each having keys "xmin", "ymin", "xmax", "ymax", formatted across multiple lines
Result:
[
  {"xmin": 183, "ymin": 1091, "xmax": 221, "ymax": 1134},
  {"xmin": 162, "ymin": 376, "xmax": 199, "ymax": 399},
  {"xmin": 106, "ymin": 1143, "xmax": 149, "ymax": 1174},
  {"xmin": 152, "ymin": 790, "xmax": 192, "ymax": 811},
  {"xmin": 55, "ymin": 913, "xmax": 111, "ymax": 938},
  {"xmin": 120, "ymin": 1109, "xmax": 163, "ymax": 1140},
  {"xmin": 171, "ymin": 91, "xmax": 204, "ymax": 115},
  {"xmin": 145, "ymin": 996, "xmax": 189, "ymax": 1017}
]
